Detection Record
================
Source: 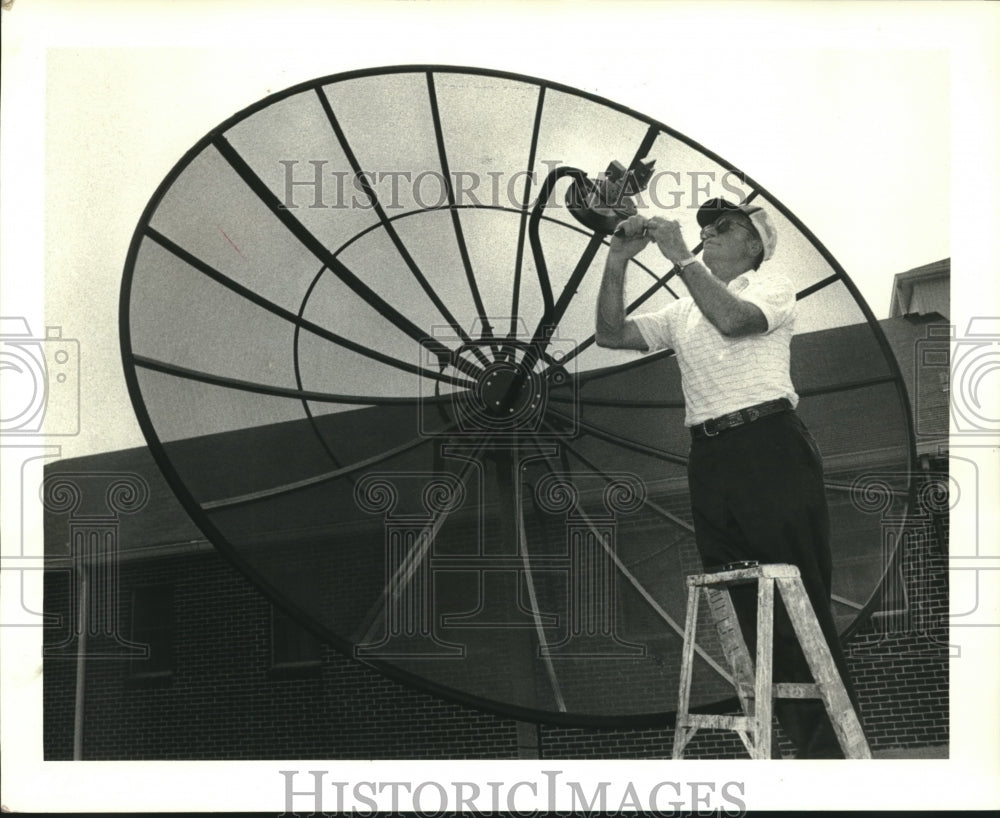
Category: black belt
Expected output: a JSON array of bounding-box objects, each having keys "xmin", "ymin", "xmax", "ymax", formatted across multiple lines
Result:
[{"xmin": 689, "ymin": 398, "xmax": 792, "ymax": 439}]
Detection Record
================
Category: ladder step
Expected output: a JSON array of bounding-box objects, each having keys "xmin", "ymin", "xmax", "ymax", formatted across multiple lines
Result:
[
  {"xmin": 688, "ymin": 564, "xmax": 801, "ymax": 586},
  {"xmin": 678, "ymin": 714, "xmax": 754, "ymax": 731},
  {"xmin": 733, "ymin": 683, "xmax": 820, "ymax": 699},
  {"xmin": 773, "ymin": 682, "xmax": 820, "ymax": 699}
]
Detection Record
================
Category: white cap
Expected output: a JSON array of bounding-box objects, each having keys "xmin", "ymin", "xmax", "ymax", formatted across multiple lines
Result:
[
  {"xmin": 697, "ymin": 198, "xmax": 778, "ymax": 262},
  {"xmin": 743, "ymin": 205, "xmax": 777, "ymax": 262}
]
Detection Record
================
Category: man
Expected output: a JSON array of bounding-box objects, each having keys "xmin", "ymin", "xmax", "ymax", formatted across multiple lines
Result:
[{"xmin": 595, "ymin": 197, "xmax": 860, "ymax": 759}]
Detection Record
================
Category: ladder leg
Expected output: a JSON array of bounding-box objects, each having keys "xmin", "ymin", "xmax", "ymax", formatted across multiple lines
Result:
[
  {"xmin": 752, "ymin": 577, "xmax": 774, "ymax": 760},
  {"xmin": 776, "ymin": 577, "xmax": 871, "ymax": 759},
  {"xmin": 705, "ymin": 587, "xmax": 756, "ymax": 715},
  {"xmin": 672, "ymin": 584, "xmax": 701, "ymax": 759}
]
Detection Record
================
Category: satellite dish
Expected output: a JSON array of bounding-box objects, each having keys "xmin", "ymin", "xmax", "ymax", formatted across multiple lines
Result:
[{"xmin": 120, "ymin": 66, "xmax": 915, "ymax": 726}]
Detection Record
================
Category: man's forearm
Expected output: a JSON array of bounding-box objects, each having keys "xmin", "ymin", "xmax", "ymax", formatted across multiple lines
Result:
[
  {"xmin": 677, "ymin": 261, "xmax": 766, "ymax": 337},
  {"xmin": 595, "ymin": 252, "xmax": 629, "ymax": 344},
  {"xmin": 594, "ymin": 222, "xmax": 652, "ymax": 350}
]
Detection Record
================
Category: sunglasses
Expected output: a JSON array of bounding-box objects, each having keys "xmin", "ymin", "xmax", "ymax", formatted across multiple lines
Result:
[{"xmin": 700, "ymin": 216, "xmax": 757, "ymax": 241}]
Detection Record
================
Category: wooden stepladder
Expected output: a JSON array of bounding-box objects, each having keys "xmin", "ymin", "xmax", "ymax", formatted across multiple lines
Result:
[{"xmin": 672, "ymin": 563, "xmax": 871, "ymax": 759}]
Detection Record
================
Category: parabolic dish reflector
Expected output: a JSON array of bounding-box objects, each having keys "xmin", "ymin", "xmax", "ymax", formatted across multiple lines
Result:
[{"xmin": 121, "ymin": 66, "xmax": 915, "ymax": 726}]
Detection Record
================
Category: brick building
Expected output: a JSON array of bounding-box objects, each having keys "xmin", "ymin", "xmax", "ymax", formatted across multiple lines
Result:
[{"xmin": 43, "ymin": 263, "xmax": 951, "ymax": 760}]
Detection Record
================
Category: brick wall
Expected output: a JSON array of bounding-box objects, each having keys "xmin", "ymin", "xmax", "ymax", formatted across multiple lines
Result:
[
  {"xmin": 44, "ymin": 484, "xmax": 948, "ymax": 760},
  {"xmin": 44, "ymin": 554, "xmax": 521, "ymax": 760}
]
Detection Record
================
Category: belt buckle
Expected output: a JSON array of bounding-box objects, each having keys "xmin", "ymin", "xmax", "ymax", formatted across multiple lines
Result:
[
  {"xmin": 724, "ymin": 411, "xmax": 744, "ymax": 429},
  {"xmin": 703, "ymin": 418, "xmax": 718, "ymax": 437}
]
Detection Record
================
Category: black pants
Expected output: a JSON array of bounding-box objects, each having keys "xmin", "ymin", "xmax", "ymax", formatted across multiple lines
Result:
[{"xmin": 687, "ymin": 410, "xmax": 861, "ymax": 758}]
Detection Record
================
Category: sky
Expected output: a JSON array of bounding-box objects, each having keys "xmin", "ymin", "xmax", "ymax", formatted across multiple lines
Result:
[
  {"xmin": 2, "ymin": 1, "xmax": 999, "ymax": 813},
  {"xmin": 3, "ymin": 2, "xmax": 969, "ymax": 462}
]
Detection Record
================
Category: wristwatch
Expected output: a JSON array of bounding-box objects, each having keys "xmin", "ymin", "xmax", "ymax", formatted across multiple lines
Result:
[{"xmin": 676, "ymin": 256, "xmax": 698, "ymax": 271}]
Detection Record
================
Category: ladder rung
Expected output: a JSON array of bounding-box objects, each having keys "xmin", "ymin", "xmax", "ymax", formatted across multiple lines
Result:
[
  {"xmin": 678, "ymin": 714, "xmax": 753, "ymax": 731},
  {"xmin": 773, "ymin": 682, "xmax": 820, "ymax": 699},
  {"xmin": 730, "ymin": 684, "xmax": 819, "ymax": 702}
]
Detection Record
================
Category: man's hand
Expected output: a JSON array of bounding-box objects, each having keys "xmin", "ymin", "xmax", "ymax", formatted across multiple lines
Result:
[
  {"xmin": 646, "ymin": 217, "xmax": 692, "ymax": 266},
  {"xmin": 609, "ymin": 215, "xmax": 651, "ymax": 260}
]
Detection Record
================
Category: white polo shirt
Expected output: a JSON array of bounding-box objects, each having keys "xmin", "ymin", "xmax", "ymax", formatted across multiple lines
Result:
[{"xmin": 632, "ymin": 269, "xmax": 799, "ymax": 426}]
